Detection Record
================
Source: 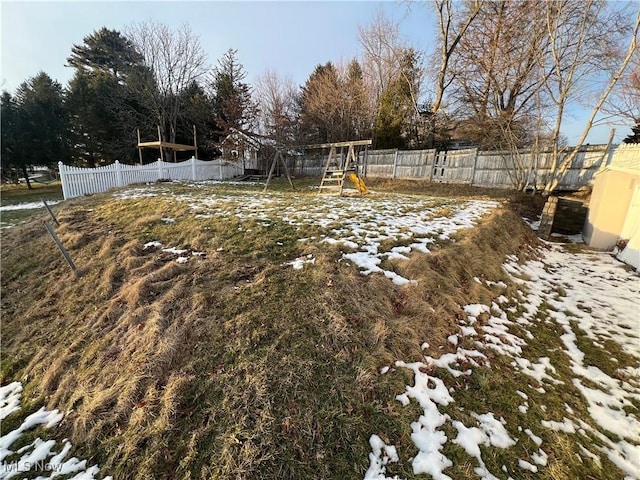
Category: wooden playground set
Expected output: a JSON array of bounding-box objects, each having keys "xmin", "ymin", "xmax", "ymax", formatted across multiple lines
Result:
[{"xmin": 137, "ymin": 125, "xmax": 371, "ymax": 196}]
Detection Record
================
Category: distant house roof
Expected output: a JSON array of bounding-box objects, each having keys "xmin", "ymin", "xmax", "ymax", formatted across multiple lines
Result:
[{"xmin": 221, "ymin": 128, "xmax": 261, "ymax": 151}]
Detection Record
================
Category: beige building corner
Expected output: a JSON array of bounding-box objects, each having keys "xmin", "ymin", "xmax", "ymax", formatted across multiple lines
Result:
[{"xmin": 583, "ymin": 144, "xmax": 640, "ymax": 270}]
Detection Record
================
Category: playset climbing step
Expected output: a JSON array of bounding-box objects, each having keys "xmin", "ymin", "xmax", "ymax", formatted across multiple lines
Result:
[{"xmin": 318, "ymin": 140, "xmax": 371, "ymax": 195}]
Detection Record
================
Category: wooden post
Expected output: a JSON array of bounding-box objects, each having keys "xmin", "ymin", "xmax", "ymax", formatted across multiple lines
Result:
[
  {"xmin": 58, "ymin": 162, "xmax": 69, "ymax": 200},
  {"xmin": 193, "ymin": 124, "xmax": 199, "ymax": 159},
  {"xmin": 363, "ymin": 145, "xmax": 369, "ymax": 178},
  {"xmin": 279, "ymin": 151, "xmax": 296, "ymax": 190},
  {"xmin": 157, "ymin": 125, "xmax": 164, "ymax": 162},
  {"xmin": 264, "ymin": 149, "xmax": 295, "ymax": 192},
  {"xmin": 44, "ymin": 221, "xmax": 77, "ymax": 274},
  {"xmin": 430, "ymin": 151, "xmax": 437, "ymax": 182},
  {"xmin": 392, "ymin": 149, "xmax": 399, "ymax": 179},
  {"xmin": 263, "ymin": 149, "xmax": 279, "ymax": 192},
  {"xmin": 137, "ymin": 129, "xmax": 143, "ymax": 165},
  {"xmin": 470, "ymin": 148, "xmax": 479, "ymax": 186},
  {"xmin": 115, "ymin": 160, "xmax": 123, "ymax": 187},
  {"xmin": 191, "ymin": 156, "xmax": 197, "ymax": 181}
]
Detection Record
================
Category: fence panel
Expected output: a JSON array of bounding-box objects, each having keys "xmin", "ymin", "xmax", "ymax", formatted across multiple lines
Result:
[
  {"xmin": 59, "ymin": 144, "xmax": 640, "ymax": 198},
  {"xmin": 473, "ymin": 153, "xmax": 514, "ymax": 188},
  {"xmin": 363, "ymin": 149, "xmax": 396, "ymax": 178},
  {"xmin": 394, "ymin": 149, "xmax": 435, "ymax": 179},
  {"xmin": 59, "ymin": 157, "xmax": 240, "ymax": 199},
  {"xmin": 610, "ymin": 143, "xmax": 640, "ymax": 170},
  {"xmin": 430, "ymin": 148, "xmax": 476, "ymax": 183}
]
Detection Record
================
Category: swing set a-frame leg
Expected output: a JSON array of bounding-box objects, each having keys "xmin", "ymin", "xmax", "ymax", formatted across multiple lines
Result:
[{"xmin": 263, "ymin": 150, "xmax": 295, "ymax": 193}]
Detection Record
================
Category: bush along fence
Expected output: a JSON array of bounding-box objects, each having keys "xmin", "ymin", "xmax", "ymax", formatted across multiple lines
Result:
[
  {"xmin": 288, "ymin": 143, "xmax": 640, "ymax": 191},
  {"xmin": 58, "ymin": 157, "xmax": 242, "ymax": 199}
]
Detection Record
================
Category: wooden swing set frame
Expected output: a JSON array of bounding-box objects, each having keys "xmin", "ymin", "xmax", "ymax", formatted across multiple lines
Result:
[
  {"xmin": 263, "ymin": 139, "xmax": 372, "ymax": 195},
  {"xmin": 137, "ymin": 125, "xmax": 198, "ymax": 164}
]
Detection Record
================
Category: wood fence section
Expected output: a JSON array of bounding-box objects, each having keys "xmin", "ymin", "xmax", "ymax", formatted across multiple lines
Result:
[
  {"xmin": 356, "ymin": 144, "xmax": 640, "ymax": 190},
  {"xmin": 610, "ymin": 143, "xmax": 640, "ymax": 170},
  {"xmin": 59, "ymin": 158, "xmax": 241, "ymax": 199},
  {"xmin": 59, "ymin": 144, "xmax": 640, "ymax": 199}
]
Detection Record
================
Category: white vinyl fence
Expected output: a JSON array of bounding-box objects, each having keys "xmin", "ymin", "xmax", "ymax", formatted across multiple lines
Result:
[{"xmin": 59, "ymin": 157, "xmax": 242, "ymax": 199}]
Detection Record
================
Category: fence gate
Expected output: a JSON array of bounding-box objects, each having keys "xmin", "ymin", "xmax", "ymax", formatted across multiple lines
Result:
[{"xmin": 432, "ymin": 151, "xmax": 447, "ymax": 181}]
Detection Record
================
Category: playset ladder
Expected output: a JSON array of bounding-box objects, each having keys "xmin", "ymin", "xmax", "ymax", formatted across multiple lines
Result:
[{"xmin": 318, "ymin": 143, "xmax": 368, "ymax": 195}]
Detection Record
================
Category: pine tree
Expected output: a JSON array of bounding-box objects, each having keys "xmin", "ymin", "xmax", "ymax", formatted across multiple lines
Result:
[
  {"xmin": 623, "ymin": 120, "xmax": 640, "ymax": 144},
  {"xmin": 66, "ymin": 28, "xmax": 147, "ymax": 165},
  {"xmin": 210, "ymin": 49, "xmax": 257, "ymax": 140},
  {"xmin": 67, "ymin": 27, "xmax": 143, "ymax": 80},
  {"xmin": 3, "ymin": 73, "xmax": 69, "ymax": 188},
  {"xmin": 298, "ymin": 62, "xmax": 342, "ymax": 143},
  {"xmin": 373, "ymin": 49, "xmax": 420, "ymax": 149}
]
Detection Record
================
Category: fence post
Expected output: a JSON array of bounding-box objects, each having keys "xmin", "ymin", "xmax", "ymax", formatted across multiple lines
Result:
[
  {"xmin": 191, "ymin": 156, "xmax": 197, "ymax": 181},
  {"xmin": 41, "ymin": 198, "xmax": 59, "ymax": 226},
  {"xmin": 157, "ymin": 158, "xmax": 163, "ymax": 180},
  {"xmin": 363, "ymin": 147, "xmax": 369, "ymax": 178},
  {"xmin": 44, "ymin": 221, "xmax": 77, "ymax": 274},
  {"xmin": 58, "ymin": 162, "xmax": 69, "ymax": 200},
  {"xmin": 470, "ymin": 148, "xmax": 479, "ymax": 186},
  {"xmin": 392, "ymin": 149, "xmax": 399, "ymax": 179},
  {"xmin": 115, "ymin": 160, "xmax": 124, "ymax": 187},
  {"xmin": 599, "ymin": 129, "xmax": 616, "ymax": 172},
  {"xmin": 430, "ymin": 152, "xmax": 437, "ymax": 182}
]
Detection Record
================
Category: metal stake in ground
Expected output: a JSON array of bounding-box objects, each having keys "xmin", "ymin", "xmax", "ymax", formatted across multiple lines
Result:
[
  {"xmin": 41, "ymin": 198, "xmax": 59, "ymax": 226},
  {"xmin": 44, "ymin": 221, "xmax": 77, "ymax": 274}
]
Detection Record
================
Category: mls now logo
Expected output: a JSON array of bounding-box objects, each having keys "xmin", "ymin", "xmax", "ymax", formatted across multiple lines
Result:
[{"xmin": 2, "ymin": 460, "xmax": 64, "ymax": 473}]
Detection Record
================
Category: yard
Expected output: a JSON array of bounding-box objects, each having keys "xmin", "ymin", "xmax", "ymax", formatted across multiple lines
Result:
[{"xmin": 0, "ymin": 179, "xmax": 638, "ymax": 479}]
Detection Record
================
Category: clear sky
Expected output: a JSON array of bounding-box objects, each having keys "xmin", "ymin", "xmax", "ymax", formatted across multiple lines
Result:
[{"xmin": 0, "ymin": 0, "xmax": 635, "ymax": 145}]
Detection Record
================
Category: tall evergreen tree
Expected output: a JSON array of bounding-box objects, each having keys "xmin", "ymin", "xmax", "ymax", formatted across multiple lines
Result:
[
  {"xmin": 210, "ymin": 49, "xmax": 257, "ymax": 140},
  {"xmin": 298, "ymin": 62, "xmax": 342, "ymax": 143},
  {"xmin": 177, "ymin": 80, "xmax": 218, "ymax": 158},
  {"xmin": 373, "ymin": 49, "xmax": 421, "ymax": 149},
  {"xmin": 67, "ymin": 27, "xmax": 144, "ymax": 80},
  {"xmin": 66, "ymin": 28, "xmax": 148, "ymax": 165},
  {"xmin": 344, "ymin": 59, "xmax": 372, "ymax": 140},
  {"xmin": 2, "ymin": 73, "xmax": 68, "ymax": 188},
  {"xmin": 1, "ymin": 92, "xmax": 19, "ymax": 182}
]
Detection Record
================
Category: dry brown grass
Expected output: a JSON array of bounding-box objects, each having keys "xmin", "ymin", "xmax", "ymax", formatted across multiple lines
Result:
[{"xmin": 1, "ymin": 184, "xmax": 539, "ymax": 479}]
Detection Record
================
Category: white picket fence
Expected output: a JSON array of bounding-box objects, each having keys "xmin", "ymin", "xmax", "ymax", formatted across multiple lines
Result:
[{"xmin": 58, "ymin": 157, "xmax": 243, "ymax": 199}]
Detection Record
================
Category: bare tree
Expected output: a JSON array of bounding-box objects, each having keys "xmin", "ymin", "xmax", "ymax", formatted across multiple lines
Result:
[
  {"xmin": 431, "ymin": 0, "xmax": 482, "ymax": 116},
  {"xmin": 603, "ymin": 51, "xmax": 640, "ymax": 124},
  {"xmin": 127, "ymin": 21, "xmax": 207, "ymax": 156},
  {"xmin": 541, "ymin": 1, "xmax": 639, "ymax": 193},
  {"xmin": 358, "ymin": 12, "xmax": 426, "ymax": 147},
  {"xmin": 255, "ymin": 70, "xmax": 298, "ymax": 145},
  {"xmin": 450, "ymin": 0, "xmax": 551, "ymax": 150},
  {"xmin": 358, "ymin": 11, "xmax": 405, "ymax": 106}
]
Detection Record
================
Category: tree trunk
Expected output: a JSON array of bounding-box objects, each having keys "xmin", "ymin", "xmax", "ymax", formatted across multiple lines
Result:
[
  {"xmin": 543, "ymin": 10, "xmax": 639, "ymax": 194},
  {"xmin": 21, "ymin": 165, "xmax": 32, "ymax": 190}
]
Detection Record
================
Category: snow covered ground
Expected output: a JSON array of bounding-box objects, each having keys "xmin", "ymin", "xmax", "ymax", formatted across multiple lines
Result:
[
  {"xmin": 115, "ymin": 186, "xmax": 497, "ymax": 286},
  {"xmin": 5, "ymin": 183, "xmax": 638, "ymax": 478},
  {"xmin": 367, "ymin": 244, "xmax": 640, "ymax": 480},
  {"xmin": 0, "ymin": 201, "xmax": 61, "ymax": 212},
  {"xmin": 0, "ymin": 382, "xmax": 111, "ymax": 480},
  {"xmin": 116, "ymin": 184, "xmax": 639, "ymax": 479}
]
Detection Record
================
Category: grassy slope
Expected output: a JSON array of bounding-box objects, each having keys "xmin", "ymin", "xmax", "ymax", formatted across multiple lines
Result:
[{"xmin": 1, "ymin": 179, "xmax": 593, "ymax": 479}]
